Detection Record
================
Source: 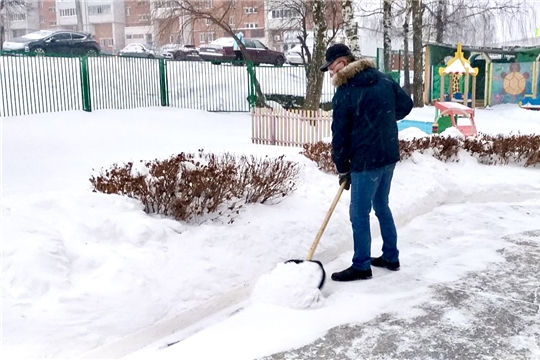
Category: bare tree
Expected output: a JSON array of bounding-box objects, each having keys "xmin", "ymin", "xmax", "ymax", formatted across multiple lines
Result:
[
  {"xmin": 265, "ymin": 0, "xmax": 343, "ymax": 110},
  {"xmin": 412, "ymin": 0, "xmax": 423, "ymax": 107},
  {"xmin": 342, "ymin": 0, "xmax": 359, "ymax": 56},
  {"xmin": 265, "ymin": 0, "xmax": 313, "ymax": 65},
  {"xmin": 155, "ymin": 0, "xmax": 268, "ymax": 107},
  {"xmin": 0, "ymin": 0, "xmax": 31, "ymax": 51},
  {"xmin": 265, "ymin": 0, "xmax": 342, "ymax": 65},
  {"xmin": 402, "ymin": 0, "xmax": 412, "ymax": 96},
  {"xmin": 304, "ymin": 0, "xmax": 327, "ymax": 110},
  {"xmin": 383, "ymin": 0, "xmax": 393, "ymax": 72},
  {"xmin": 422, "ymin": 0, "xmax": 536, "ymax": 45}
]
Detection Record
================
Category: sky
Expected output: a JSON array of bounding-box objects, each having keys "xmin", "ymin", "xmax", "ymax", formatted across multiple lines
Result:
[{"xmin": 2, "ymin": 104, "xmax": 540, "ymax": 359}]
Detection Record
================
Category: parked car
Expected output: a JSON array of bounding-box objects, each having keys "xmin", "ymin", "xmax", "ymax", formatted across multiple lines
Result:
[
  {"xmin": 162, "ymin": 44, "xmax": 201, "ymax": 61},
  {"xmin": 2, "ymin": 29, "xmax": 100, "ymax": 56},
  {"xmin": 286, "ymin": 44, "xmax": 310, "ymax": 66},
  {"xmin": 118, "ymin": 43, "xmax": 157, "ymax": 58},
  {"xmin": 199, "ymin": 38, "xmax": 286, "ymax": 66}
]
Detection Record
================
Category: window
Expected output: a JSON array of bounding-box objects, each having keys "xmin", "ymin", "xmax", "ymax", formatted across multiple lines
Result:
[
  {"xmin": 228, "ymin": 15, "xmax": 235, "ymax": 27},
  {"xmin": 207, "ymin": 32, "xmax": 215, "ymax": 42},
  {"xmin": 253, "ymin": 40, "xmax": 266, "ymax": 49},
  {"xmin": 51, "ymin": 33, "xmax": 72, "ymax": 41},
  {"xmin": 88, "ymin": 5, "xmax": 111, "ymax": 15},
  {"xmin": 50, "ymin": 21, "xmax": 57, "ymax": 26},
  {"xmin": 99, "ymin": 38, "xmax": 114, "ymax": 47},
  {"xmin": 137, "ymin": 1, "xmax": 148, "ymax": 5},
  {"xmin": 271, "ymin": 9, "xmax": 300, "ymax": 19},
  {"xmin": 244, "ymin": 23, "xmax": 258, "ymax": 29},
  {"xmin": 126, "ymin": 7, "xmax": 131, "ymax": 16},
  {"xmin": 203, "ymin": 0, "xmax": 212, "ymax": 8},
  {"xmin": 40, "ymin": 15, "xmax": 44, "ymax": 23},
  {"xmin": 244, "ymin": 7, "xmax": 257, "ymax": 14},
  {"xmin": 9, "ymin": 13, "xmax": 26, "ymax": 21},
  {"xmin": 126, "ymin": 34, "xmax": 133, "ymax": 39},
  {"xmin": 199, "ymin": 33, "xmax": 206, "ymax": 43},
  {"xmin": 59, "ymin": 8, "xmax": 77, "ymax": 17},
  {"xmin": 49, "ymin": 7, "xmax": 55, "ymax": 12},
  {"xmin": 138, "ymin": 14, "xmax": 149, "ymax": 22},
  {"xmin": 154, "ymin": 0, "xmax": 173, "ymax": 9},
  {"xmin": 205, "ymin": 18, "xmax": 212, "ymax": 26}
]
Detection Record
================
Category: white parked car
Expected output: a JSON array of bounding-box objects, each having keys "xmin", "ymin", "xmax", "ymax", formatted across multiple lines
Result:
[
  {"xmin": 118, "ymin": 43, "xmax": 157, "ymax": 58},
  {"xmin": 286, "ymin": 44, "xmax": 310, "ymax": 66}
]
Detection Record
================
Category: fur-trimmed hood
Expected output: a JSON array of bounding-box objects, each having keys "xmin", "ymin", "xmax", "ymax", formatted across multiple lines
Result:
[{"xmin": 331, "ymin": 58, "xmax": 377, "ymax": 87}]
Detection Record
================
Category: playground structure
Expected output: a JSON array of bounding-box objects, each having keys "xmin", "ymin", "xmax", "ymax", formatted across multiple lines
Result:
[
  {"xmin": 433, "ymin": 42, "xmax": 478, "ymax": 136},
  {"xmin": 424, "ymin": 42, "xmax": 540, "ymax": 108},
  {"xmin": 437, "ymin": 42, "xmax": 479, "ymax": 107}
]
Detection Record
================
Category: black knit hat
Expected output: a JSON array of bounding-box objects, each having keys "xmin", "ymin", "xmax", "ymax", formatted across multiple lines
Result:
[{"xmin": 320, "ymin": 43, "xmax": 352, "ymax": 72}]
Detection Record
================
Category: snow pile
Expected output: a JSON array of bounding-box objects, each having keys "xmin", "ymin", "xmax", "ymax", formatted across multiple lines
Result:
[
  {"xmin": 398, "ymin": 127, "xmax": 429, "ymax": 140},
  {"xmin": 251, "ymin": 261, "xmax": 325, "ymax": 309}
]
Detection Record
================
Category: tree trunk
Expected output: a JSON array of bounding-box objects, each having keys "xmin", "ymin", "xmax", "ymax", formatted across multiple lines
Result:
[
  {"xmin": 75, "ymin": 0, "xmax": 84, "ymax": 32},
  {"xmin": 0, "ymin": 1, "xmax": 5, "ymax": 51},
  {"xmin": 403, "ymin": 4, "xmax": 412, "ymax": 96},
  {"xmin": 304, "ymin": 0, "xmax": 327, "ymax": 110},
  {"xmin": 412, "ymin": 0, "xmax": 424, "ymax": 107},
  {"xmin": 342, "ymin": 0, "xmax": 360, "ymax": 57},
  {"xmin": 383, "ymin": 0, "xmax": 393, "ymax": 72},
  {"xmin": 435, "ymin": 0, "xmax": 445, "ymax": 43}
]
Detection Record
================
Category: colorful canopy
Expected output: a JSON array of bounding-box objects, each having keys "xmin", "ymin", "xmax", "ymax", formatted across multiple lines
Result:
[{"xmin": 438, "ymin": 42, "xmax": 479, "ymax": 76}]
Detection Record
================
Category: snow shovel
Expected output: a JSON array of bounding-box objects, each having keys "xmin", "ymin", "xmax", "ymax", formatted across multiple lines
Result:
[{"xmin": 286, "ymin": 181, "xmax": 348, "ymax": 289}]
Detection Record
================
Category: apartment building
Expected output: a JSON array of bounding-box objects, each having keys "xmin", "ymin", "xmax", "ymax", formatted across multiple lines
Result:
[
  {"xmin": 151, "ymin": 0, "xmax": 266, "ymax": 47},
  {"xmin": 124, "ymin": 0, "xmax": 153, "ymax": 46},
  {"xmin": 1, "ymin": 0, "xmax": 40, "ymax": 40},
  {"xmin": 3, "ymin": 0, "xmax": 355, "ymax": 53},
  {"xmin": 264, "ymin": 0, "xmax": 344, "ymax": 52}
]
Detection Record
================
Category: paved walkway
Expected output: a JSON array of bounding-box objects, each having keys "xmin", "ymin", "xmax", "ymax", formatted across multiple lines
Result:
[{"xmin": 261, "ymin": 230, "xmax": 540, "ymax": 360}]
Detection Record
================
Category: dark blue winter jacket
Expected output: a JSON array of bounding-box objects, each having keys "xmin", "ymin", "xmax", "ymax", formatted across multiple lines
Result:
[{"xmin": 331, "ymin": 59, "xmax": 413, "ymax": 174}]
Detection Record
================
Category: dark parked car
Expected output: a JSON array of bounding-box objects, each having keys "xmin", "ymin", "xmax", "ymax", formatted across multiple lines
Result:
[
  {"xmin": 162, "ymin": 44, "xmax": 201, "ymax": 61},
  {"xmin": 2, "ymin": 29, "xmax": 100, "ymax": 56},
  {"xmin": 199, "ymin": 38, "xmax": 286, "ymax": 66}
]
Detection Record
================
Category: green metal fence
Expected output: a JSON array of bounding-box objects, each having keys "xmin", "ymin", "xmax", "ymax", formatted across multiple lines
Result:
[
  {"xmin": 167, "ymin": 60, "xmax": 250, "ymax": 111},
  {"xmin": 88, "ymin": 56, "xmax": 163, "ymax": 111},
  {"xmin": 0, "ymin": 54, "xmax": 334, "ymax": 117},
  {"xmin": 1, "ymin": 55, "xmax": 82, "ymax": 116}
]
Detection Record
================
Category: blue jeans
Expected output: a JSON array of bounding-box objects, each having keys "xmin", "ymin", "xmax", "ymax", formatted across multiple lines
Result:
[{"xmin": 349, "ymin": 163, "xmax": 398, "ymax": 270}]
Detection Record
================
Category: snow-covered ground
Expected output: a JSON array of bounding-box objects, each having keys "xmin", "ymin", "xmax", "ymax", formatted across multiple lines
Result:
[{"xmin": 2, "ymin": 104, "xmax": 540, "ymax": 359}]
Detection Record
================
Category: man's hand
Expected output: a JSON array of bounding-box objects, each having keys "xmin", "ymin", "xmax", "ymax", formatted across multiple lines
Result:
[{"xmin": 338, "ymin": 172, "xmax": 351, "ymax": 190}]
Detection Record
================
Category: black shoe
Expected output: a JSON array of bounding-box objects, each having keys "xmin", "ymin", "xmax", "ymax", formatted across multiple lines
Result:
[
  {"xmin": 370, "ymin": 256, "xmax": 400, "ymax": 271},
  {"xmin": 331, "ymin": 266, "xmax": 372, "ymax": 282}
]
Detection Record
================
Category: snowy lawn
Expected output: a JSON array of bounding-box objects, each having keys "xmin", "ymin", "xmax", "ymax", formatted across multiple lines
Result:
[{"xmin": 2, "ymin": 104, "xmax": 540, "ymax": 359}]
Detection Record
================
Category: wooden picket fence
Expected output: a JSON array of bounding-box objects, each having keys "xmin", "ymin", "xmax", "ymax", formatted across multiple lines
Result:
[{"xmin": 251, "ymin": 107, "xmax": 333, "ymax": 147}]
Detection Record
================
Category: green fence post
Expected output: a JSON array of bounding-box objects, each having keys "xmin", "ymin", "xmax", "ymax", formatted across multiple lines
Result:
[
  {"xmin": 159, "ymin": 58, "xmax": 169, "ymax": 107},
  {"xmin": 79, "ymin": 56, "xmax": 92, "ymax": 112}
]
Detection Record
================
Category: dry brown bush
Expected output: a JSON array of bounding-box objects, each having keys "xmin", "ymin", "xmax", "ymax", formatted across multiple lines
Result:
[
  {"xmin": 301, "ymin": 133, "xmax": 540, "ymax": 174},
  {"xmin": 90, "ymin": 151, "xmax": 300, "ymax": 224}
]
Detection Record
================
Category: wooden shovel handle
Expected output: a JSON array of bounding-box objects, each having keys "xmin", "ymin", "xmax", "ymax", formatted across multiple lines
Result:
[{"xmin": 306, "ymin": 181, "xmax": 347, "ymax": 261}]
